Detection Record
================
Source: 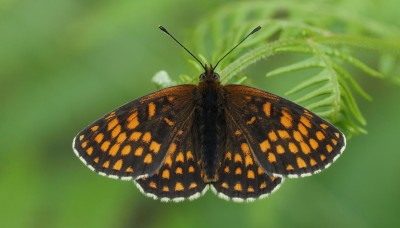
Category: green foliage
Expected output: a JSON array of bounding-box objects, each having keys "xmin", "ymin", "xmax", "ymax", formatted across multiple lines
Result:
[{"xmin": 153, "ymin": 1, "xmax": 400, "ymax": 136}]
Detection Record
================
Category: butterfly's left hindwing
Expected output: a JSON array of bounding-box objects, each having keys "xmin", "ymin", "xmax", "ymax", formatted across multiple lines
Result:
[
  {"xmin": 135, "ymin": 120, "xmax": 208, "ymax": 202},
  {"xmin": 73, "ymin": 85, "xmax": 196, "ymax": 180},
  {"xmin": 224, "ymin": 85, "xmax": 346, "ymax": 178}
]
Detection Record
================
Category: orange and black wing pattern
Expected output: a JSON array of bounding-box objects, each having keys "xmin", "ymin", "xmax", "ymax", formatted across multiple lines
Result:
[
  {"xmin": 135, "ymin": 120, "xmax": 208, "ymax": 202},
  {"xmin": 212, "ymin": 121, "xmax": 283, "ymax": 202},
  {"xmin": 73, "ymin": 85, "xmax": 196, "ymax": 180},
  {"xmin": 224, "ymin": 85, "xmax": 346, "ymax": 178}
]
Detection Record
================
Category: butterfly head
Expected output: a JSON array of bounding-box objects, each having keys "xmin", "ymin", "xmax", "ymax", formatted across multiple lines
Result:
[{"xmin": 199, "ymin": 64, "xmax": 220, "ymax": 82}]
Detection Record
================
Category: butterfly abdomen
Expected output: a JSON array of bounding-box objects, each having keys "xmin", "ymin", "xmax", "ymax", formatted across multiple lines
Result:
[{"xmin": 194, "ymin": 79, "xmax": 227, "ymax": 182}]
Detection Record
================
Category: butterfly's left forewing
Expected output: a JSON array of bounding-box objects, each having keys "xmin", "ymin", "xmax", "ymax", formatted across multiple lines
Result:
[
  {"xmin": 73, "ymin": 85, "xmax": 196, "ymax": 180},
  {"xmin": 224, "ymin": 85, "xmax": 346, "ymax": 178}
]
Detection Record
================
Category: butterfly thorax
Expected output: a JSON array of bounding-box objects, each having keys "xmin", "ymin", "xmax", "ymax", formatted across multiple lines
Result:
[{"xmin": 194, "ymin": 65, "xmax": 227, "ymax": 182}]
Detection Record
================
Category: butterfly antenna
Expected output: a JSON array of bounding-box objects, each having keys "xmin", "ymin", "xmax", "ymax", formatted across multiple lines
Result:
[
  {"xmin": 213, "ymin": 26, "xmax": 261, "ymax": 69},
  {"xmin": 159, "ymin": 25, "xmax": 206, "ymax": 71}
]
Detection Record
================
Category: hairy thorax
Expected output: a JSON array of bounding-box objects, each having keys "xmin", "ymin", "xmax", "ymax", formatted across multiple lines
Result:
[{"xmin": 194, "ymin": 78, "xmax": 227, "ymax": 182}]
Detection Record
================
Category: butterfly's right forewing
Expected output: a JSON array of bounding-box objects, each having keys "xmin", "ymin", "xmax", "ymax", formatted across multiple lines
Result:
[
  {"xmin": 73, "ymin": 85, "xmax": 196, "ymax": 180},
  {"xmin": 224, "ymin": 85, "xmax": 346, "ymax": 178}
]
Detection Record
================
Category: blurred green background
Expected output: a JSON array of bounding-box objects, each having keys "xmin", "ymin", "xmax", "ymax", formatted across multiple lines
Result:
[{"xmin": 1, "ymin": 0, "xmax": 400, "ymax": 227}]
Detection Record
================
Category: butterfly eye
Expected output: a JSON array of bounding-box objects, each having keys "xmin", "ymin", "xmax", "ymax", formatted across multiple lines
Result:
[
  {"xmin": 213, "ymin": 73, "xmax": 220, "ymax": 79},
  {"xmin": 199, "ymin": 74, "xmax": 206, "ymax": 80}
]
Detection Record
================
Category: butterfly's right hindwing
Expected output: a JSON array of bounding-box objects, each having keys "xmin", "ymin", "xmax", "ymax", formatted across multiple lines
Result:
[
  {"xmin": 212, "ymin": 121, "xmax": 283, "ymax": 202},
  {"xmin": 73, "ymin": 85, "xmax": 196, "ymax": 180}
]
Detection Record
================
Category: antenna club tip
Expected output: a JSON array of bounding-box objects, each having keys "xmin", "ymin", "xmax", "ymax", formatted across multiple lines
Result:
[
  {"xmin": 252, "ymin": 26, "xmax": 262, "ymax": 33},
  {"xmin": 158, "ymin": 25, "xmax": 167, "ymax": 32}
]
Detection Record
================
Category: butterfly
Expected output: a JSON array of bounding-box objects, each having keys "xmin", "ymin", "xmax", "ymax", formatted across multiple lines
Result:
[{"xmin": 73, "ymin": 26, "xmax": 346, "ymax": 202}]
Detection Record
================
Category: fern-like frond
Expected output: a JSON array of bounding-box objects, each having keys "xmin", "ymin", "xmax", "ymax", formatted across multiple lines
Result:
[{"xmin": 153, "ymin": 1, "xmax": 400, "ymax": 136}]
